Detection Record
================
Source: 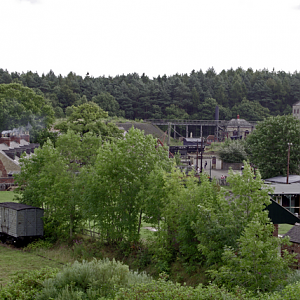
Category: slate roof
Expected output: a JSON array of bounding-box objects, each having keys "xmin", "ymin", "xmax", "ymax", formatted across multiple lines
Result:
[
  {"xmin": 0, "ymin": 202, "xmax": 42, "ymax": 211},
  {"xmin": 0, "ymin": 144, "xmax": 9, "ymax": 151},
  {"xmin": 283, "ymin": 225, "xmax": 300, "ymax": 244},
  {"xmin": 116, "ymin": 122, "xmax": 165, "ymax": 139},
  {"xmin": 265, "ymin": 175, "xmax": 300, "ymax": 184},
  {"xmin": 227, "ymin": 118, "xmax": 252, "ymax": 128},
  {"xmin": 268, "ymin": 183, "xmax": 300, "ymax": 194}
]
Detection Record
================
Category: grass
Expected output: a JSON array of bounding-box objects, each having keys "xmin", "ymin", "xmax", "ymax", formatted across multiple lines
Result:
[
  {"xmin": 0, "ymin": 245, "xmax": 65, "ymax": 286},
  {"xmin": 0, "ymin": 191, "xmax": 17, "ymax": 203}
]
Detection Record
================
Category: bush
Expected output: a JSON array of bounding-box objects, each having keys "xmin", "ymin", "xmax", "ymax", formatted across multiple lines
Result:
[
  {"xmin": 0, "ymin": 267, "xmax": 59, "ymax": 300},
  {"xmin": 115, "ymin": 280, "xmax": 255, "ymax": 300},
  {"xmin": 23, "ymin": 239, "xmax": 53, "ymax": 252},
  {"xmin": 36, "ymin": 258, "xmax": 151, "ymax": 299},
  {"xmin": 218, "ymin": 139, "xmax": 247, "ymax": 163}
]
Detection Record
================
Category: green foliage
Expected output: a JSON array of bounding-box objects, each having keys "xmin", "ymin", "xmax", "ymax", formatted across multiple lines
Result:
[
  {"xmin": 209, "ymin": 217, "xmax": 295, "ymax": 293},
  {"xmin": 193, "ymin": 162, "xmax": 273, "ymax": 265},
  {"xmin": 165, "ymin": 104, "xmax": 189, "ymax": 119},
  {"xmin": 218, "ymin": 139, "xmax": 248, "ymax": 163},
  {"xmin": 55, "ymin": 102, "xmax": 123, "ymax": 139},
  {"xmin": 0, "ymin": 83, "xmax": 54, "ymax": 133},
  {"xmin": 83, "ymin": 127, "xmax": 172, "ymax": 244},
  {"xmin": 115, "ymin": 280, "xmax": 254, "ymax": 300},
  {"xmin": 144, "ymin": 169, "xmax": 213, "ymax": 272},
  {"xmin": 24, "ymin": 239, "xmax": 53, "ymax": 251},
  {"xmin": 33, "ymin": 127, "xmax": 59, "ymax": 147},
  {"xmin": 232, "ymin": 98, "xmax": 270, "ymax": 121},
  {"xmin": 92, "ymin": 92, "xmax": 120, "ymax": 117},
  {"xmin": 246, "ymin": 114, "xmax": 300, "ymax": 178},
  {"xmin": 36, "ymin": 258, "xmax": 151, "ymax": 300},
  {"xmin": 2, "ymin": 67, "xmax": 300, "ymax": 129},
  {"xmin": 0, "ymin": 267, "xmax": 59, "ymax": 300},
  {"xmin": 14, "ymin": 131, "xmax": 102, "ymax": 239}
]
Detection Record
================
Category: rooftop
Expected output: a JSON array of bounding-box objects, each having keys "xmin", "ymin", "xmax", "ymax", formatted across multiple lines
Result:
[
  {"xmin": 0, "ymin": 202, "xmax": 43, "ymax": 211},
  {"xmin": 283, "ymin": 224, "xmax": 300, "ymax": 244},
  {"xmin": 265, "ymin": 175, "xmax": 300, "ymax": 184},
  {"xmin": 227, "ymin": 118, "xmax": 253, "ymax": 127}
]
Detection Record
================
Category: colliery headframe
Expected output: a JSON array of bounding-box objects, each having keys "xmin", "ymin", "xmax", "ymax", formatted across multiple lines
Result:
[{"xmin": 145, "ymin": 118, "xmax": 257, "ymax": 145}]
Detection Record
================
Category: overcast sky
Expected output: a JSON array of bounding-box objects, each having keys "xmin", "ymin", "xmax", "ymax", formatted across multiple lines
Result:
[{"xmin": 1, "ymin": 0, "xmax": 300, "ymax": 79}]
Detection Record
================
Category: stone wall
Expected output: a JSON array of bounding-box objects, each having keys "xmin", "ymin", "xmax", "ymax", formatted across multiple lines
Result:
[{"xmin": 222, "ymin": 162, "xmax": 243, "ymax": 170}]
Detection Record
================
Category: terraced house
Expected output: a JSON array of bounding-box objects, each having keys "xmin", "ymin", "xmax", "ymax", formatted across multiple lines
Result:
[{"xmin": 0, "ymin": 129, "xmax": 39, "ymax": 190}]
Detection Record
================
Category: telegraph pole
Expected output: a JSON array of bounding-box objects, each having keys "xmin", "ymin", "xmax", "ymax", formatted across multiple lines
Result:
[{"xmin": 287, "ymin": 142, "xmax": 292, "ymax": 184}]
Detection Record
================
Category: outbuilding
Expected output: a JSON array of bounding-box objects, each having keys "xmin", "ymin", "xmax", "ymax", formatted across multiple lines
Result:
[{"xmin": 0, "ymin": 202, "xmax": 44, "ymax": 242}]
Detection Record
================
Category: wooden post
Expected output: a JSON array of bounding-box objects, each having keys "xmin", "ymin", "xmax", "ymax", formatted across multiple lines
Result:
[
  {"xmin": 287, "ymin": 143, "xmax": 292, "ymax": 184},
  {"xmin": 167, "ymin": 122, "xmax": 171, "ymax": 146}
]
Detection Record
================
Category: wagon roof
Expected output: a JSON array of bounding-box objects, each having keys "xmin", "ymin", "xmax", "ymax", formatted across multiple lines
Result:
[{"xmin": 0, "ymin": 202, "xmax": 43, "ymax": 211}]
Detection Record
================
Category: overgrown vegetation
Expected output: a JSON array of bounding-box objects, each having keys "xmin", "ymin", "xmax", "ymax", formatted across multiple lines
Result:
[
  {"xmin": 2, "ymin": 91, "xmax": 299, "ymax": 298},
  {"xmin": 246, "ymin": 114, "xmax": 300, "ymax": 178},
  {"xmin": 0, "ymin": 67, "xmax": 297, "ymax": 125},
  {"xmin": 218, "ymin": 139, "xmax": 248, "ymax": 163}
]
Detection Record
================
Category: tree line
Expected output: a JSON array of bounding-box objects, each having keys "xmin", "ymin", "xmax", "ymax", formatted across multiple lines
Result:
[{"xmin": 1, "ymin": 67, "xmax": 300, "ymax": 122}]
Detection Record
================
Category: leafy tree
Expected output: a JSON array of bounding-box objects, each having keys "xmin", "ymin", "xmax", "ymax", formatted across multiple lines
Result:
[
  {"xmin": 209, "ymin": 216, "xmax": 295, "ymax": 293},
  {"xmin": 231, "ymin": 98, "xmax": 270, "ymax": 121},
  {"xmin": 165, "ymin": 104, "xmax": 189, "ymax": 119},
  {"xmin": 15, "ymin": 131, "xmax": 102, "ymax": 239},
  {"xmin": 34, "ymin": 128, "xmax": 59, "ymax": 147},
  {"xmin": 82, "ymin": 127, "xmax": 172, "ymax": 244},
  {"xmin": 218, "ymin": 139, "xmax": 248, "ymax": 163},
  {"xmin": 55, "ymin": 102, "xmax": 122, "ymax": 139},
  {"xmin": 246, "ymin": 114, "xmax": 300, "ymax": 178},
  {"xmin": 0, "ymin": 83, "xmax": 54, "ymax": 132},
  {"xmin": 196, "ymin": 98, "xmax": 220, "ymax": 120},
  {"xmin": 54, "ymin": 106, "xmax": 64, "ymax": 118},
  {"xmin": 92, "ymin": 92, "xmax": 120, "ymax": 117},
  {"xmin": 193, "ymin": 162, "xmax": 272, "ymax": 265}
]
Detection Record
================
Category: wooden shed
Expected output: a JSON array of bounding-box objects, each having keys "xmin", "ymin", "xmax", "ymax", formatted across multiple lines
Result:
[{"xmin": 0, "ymin": 202, "xmax": 43, "ymax": 238}]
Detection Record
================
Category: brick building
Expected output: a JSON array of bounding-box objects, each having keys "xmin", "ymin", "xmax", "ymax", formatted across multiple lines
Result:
[
  {"xmin": 0, "ymin": 130, "xmax": 39, "ymax": 190},
  {"xmin": 282, "ymin": 225, "xmax": 300, "ymax": 269}
]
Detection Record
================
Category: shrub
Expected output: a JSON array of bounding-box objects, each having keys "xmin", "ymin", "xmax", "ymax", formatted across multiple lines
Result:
[
  {"xmin": 36, "ymin": 258, "xmax": 151, "ymax": 299},
  {"xmin": 115, "ymin": 280, "xmax": 255, "ymax": 300},
  {"xmin": 0, "ymin": 267, "xmax": 59, "ymax": 300},
  {"xmin": 218, "ymin": 139, "xmax": 247, "ymax": 163},
  {"xmin": 23, "ymin": 239, "xmax": 53, "ymax": 252}
]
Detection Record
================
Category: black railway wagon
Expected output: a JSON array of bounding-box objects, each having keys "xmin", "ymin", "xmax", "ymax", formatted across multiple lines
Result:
[{"xmin": 0, "ymin": 202, "xmax": 43, "ymax": 243}]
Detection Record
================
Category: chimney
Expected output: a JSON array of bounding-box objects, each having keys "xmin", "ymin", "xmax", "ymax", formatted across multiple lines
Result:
[
  {"xmin": 0, "ymin": 137, "xmax": 10, "ymax": 147},
  {"xmin": 237, "ymin": 114, "xmax": 240, "ymax": 119},
  {"xmin": 21, "ymin": 134, "xmax": 30, "ymax": 143},
  {"xmin": 10, "ymin": 135, "xmax": 21, "ymax": 144}
]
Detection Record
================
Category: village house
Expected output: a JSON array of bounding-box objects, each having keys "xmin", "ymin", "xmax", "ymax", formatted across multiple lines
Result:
[
  {"xmin": 226, "ymin": 115, "xmax": 254, "ymax": 140},
  {"xmin": 0, "ymin": 129, "xmax": 39, "ymax": 190},
  {"xmin": 292, "ymin": 101, "xmax": 300, "ymax": 120}
]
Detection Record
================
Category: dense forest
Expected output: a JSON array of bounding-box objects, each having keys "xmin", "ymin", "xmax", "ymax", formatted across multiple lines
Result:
[{"xmin": 1, "ymin": 67, "xmax": 300, "ymax": 122}]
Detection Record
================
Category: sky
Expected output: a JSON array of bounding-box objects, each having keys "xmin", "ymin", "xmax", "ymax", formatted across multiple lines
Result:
[{"xmin": 1, "ymin": 0, "xmax": 300, "ymax": 79}]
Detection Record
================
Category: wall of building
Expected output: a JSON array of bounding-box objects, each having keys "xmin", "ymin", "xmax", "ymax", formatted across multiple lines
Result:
[
  {"xmin": 222, "ymin": 162, "xmax": 243, "ymax": 170},
  {"xmin": 282, "ymin": 243, "xmax": 300, "ymax": 269},
  {"xmin": 293, "ymin": 104, "xmax": 300, "ymax": 120},
  {"xmin": 0, "ymin": 152, "xmax": 20, "ymax": 176}
]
